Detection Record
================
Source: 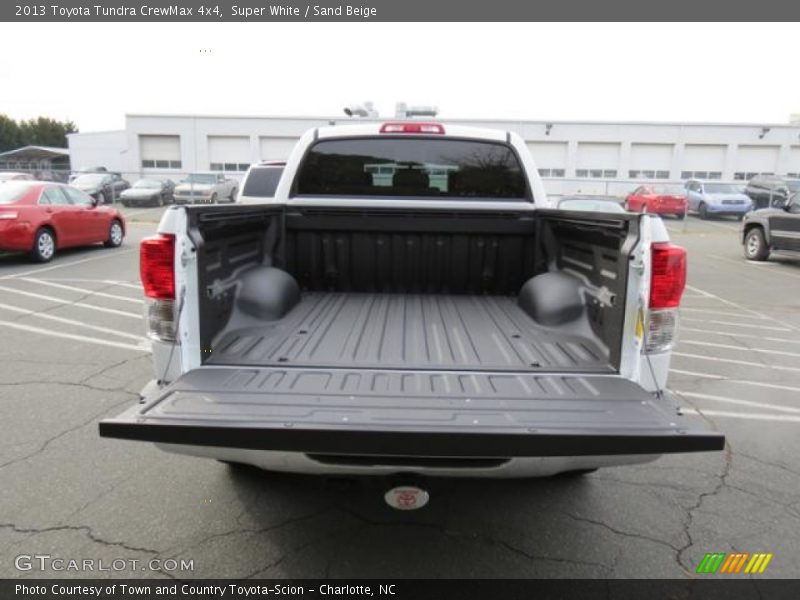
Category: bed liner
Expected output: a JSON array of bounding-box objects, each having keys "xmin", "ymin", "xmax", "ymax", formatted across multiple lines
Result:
[{"xmin": 206, "ymin": 292, "xmax": 611, "ymax": 372}]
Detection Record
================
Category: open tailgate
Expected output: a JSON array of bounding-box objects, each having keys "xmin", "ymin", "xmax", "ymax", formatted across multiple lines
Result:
[{"xmin": 99, "ymin": 367, "xmax": 723, "ymax": 457}]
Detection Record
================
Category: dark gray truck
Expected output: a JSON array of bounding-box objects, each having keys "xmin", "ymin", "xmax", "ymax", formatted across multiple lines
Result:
[{"xmin": 100, "ymin": 122, "xmax": 723, "ymax": 483}]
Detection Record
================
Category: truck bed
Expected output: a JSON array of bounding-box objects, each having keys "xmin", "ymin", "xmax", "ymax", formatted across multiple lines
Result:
[{"xmin": 207, "ymin": 292, "xmax": 611, "ymax": 372}]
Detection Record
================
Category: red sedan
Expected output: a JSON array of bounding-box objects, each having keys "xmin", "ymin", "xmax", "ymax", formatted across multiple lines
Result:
[
  {"xmin": 0, "ymin": 181, "xmax": 126, "ymax": 262},
  {"xmin": 624, "ymin": 185, "xmax": 688, "ymax": 219}
]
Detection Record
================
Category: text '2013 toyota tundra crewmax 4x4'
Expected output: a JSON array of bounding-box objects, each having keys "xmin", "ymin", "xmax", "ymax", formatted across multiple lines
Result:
[{"xmin": 99, "ymin": 122, "xmax": 724, "ymax": 480}]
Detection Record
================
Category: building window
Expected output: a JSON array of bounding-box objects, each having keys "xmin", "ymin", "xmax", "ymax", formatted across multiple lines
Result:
[
  {"xmin": 576, "ymin": 169, "xmax": 616, "ymax": 179},
  {"xmin": 630, "ymin": 170, "xmax": 670, "ymax": 179},
  {"xmin": 210, "ymin": 162, "xmax": 250, "ymax": 172},
  {"xmin": 538, "ymin": 168, "xmax": 565, "ymax": 177},
  {"xmin": 681, "ymin": 170, "xmax": 722, "ymax": 180},
  {"xmin": 734, "ymin": 171, "xmax": 773, "ymax": 181},
  {"xmin": 142, "ymin": 159, "xmax": 181, "ymax": 169}
]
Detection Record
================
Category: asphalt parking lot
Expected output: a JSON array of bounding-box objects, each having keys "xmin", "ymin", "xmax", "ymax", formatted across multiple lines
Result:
[{"xmin": 1, "ymin": 207, "xmax": 799, "ymax": 579}]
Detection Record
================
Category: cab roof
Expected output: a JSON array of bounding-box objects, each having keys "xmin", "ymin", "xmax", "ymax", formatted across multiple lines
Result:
[{"xmin": 315, "ymin": 122, "xmax": 508, "ymax": 142}]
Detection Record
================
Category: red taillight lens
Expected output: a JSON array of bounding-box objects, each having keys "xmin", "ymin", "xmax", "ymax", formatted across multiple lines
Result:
[
  {"xmin": 379, "ymin": 122, "xmax": 445, "ymax": 134},
  {"xmin": 140, "ymin": 234, "xmax": 175, "ymax": 300},
  {"xmin": 649, "ymin": 243, "xmax": 686, "ymax": 309}
]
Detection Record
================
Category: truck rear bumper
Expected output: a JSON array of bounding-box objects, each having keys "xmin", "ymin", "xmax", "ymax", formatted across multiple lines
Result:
[
  {"xmin": 99, "ymin": 366, "xmax": 724, "ymax": 464},
  {"xmin": 155, "ymin": 444, "xmax": 661, "ymax": 477}
]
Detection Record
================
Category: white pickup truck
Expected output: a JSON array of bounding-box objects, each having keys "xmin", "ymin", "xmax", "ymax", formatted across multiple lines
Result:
[{"xmin": 101, "ymin": 122, "xmax": 723, "ymax": 483}]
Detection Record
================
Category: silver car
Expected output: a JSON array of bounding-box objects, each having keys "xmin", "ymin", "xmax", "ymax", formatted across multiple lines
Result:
[{"xmin": 685, "ymin": 179, "xmax": 752, "ymax": 220}]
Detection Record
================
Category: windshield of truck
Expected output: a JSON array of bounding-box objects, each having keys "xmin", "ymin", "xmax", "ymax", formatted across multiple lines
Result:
[
  {"xmin": 704, "ymin": 183, "xmax": 738, "ymax": 194},
  {"xmin": 652, "ymin": 185, "xmax": 685, "ymax": 195},
  {"xmin": 242, "ymin": 167, "xmax": 284, "ymax": 197},
  {"xmin": 73, "ymin": 174, "xmax": 107, "ymax": 186},
  {"xmin": 295, "ymin": 137, "xmax": 528, "ymax": 200},
  {"xmin": 186, "ymin": 174, "xmax": 217, "ymax": 184},
  {"xmin": 133, "ymin": 179, "xmax": 161, "ymax": 188}
]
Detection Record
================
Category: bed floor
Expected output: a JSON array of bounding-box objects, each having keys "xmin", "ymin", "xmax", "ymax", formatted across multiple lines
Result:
[{"xmin": 207, "ymin": 293, "xmax": 611, "ymax": 372}]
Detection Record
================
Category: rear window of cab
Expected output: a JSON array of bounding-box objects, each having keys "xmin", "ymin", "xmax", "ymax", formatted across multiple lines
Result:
[{"xmin": 294, "ymin": 137, "xmax": 529, "ymax": 200}]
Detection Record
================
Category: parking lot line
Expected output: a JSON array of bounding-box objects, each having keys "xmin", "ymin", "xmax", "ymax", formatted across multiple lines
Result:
[
  {"xmin": 0, "ymin": 302, "xmax": 147, "ymax": 342},
  {"xmin": 0, "ymin": 319, "xmax": 149, "ymax": 353},
  {"xmin": 680, "ymin": 327, "xmax": 800, "ymax": 345},
  {"xmin": 0, "ymin": 248, "xmax": 136, "ymax": 281},
  {"xmin": 0, "ymin": 285, "xmax": 141, "ymax": 319},
  {"xmin": 710, "ymin": 253, "xmax": 800, "ymax": 281},
  {"xmin": 673, "ymin": 352, "xmax": 800, "ymax": 373},
  {"xmin": 671, "ymin": 368, "xmax": 800, "ymax": 394},
  {"xmin": 677, "ymin": 391, "xmax": 800, "ymax": 414},
  {"xmin": 34, "ymin": 277, "xmax": 142, "ymax": 290},
  {"xmin": 679, "ymin": 339, "xmax": 800, "ymax": 359},
  {"xmin": 699, "ymin": 220, "xmax": 741, "ymax": 233},
  {"xmin": 21, "ymin": 278, "xmax": 142, "ymax": 304},
  {"xmin": 682, "ymin": 408, "xmax": 800, "ymax": 424},
  {"xmin": 686, "ymin": 284, "xmax": 800, "ymax": 332},
  {"xmin": 680, "ymin": 317, "xmax": 791, "ymax": 332},
  {"xmin": 679, "ymin": 307, "xmax": 767, "ymax": 320},
  {"xmin": 670, "ymin": 368, "xmax": 726, "ymax": 380}
]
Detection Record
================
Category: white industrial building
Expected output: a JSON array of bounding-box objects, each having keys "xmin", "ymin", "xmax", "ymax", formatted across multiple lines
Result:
[{"xmin": 67, "ymin": 113, "xmax": 800, "ymax": 196}]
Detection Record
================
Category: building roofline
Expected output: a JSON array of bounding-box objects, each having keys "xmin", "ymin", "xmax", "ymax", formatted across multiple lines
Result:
[
  {"xmin": 123, "ymin": 112, "xmax": 800, "ymax": 130},
  {"xmin": 66, "ymin": 130, "xmax": 126, "ymax": 137},
  {"xmin": 0, "ymin": 145, "xmax": 70, "ymax": 158}
]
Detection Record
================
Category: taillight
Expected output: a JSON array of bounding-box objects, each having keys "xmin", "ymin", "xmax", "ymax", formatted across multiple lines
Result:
[
  {"xmin": 140, "ymin": 234, "xmax": 175, "ymax": 300},
  {"xmin": 140, "ymin": 234, "xmax": 177, "ymax": 342},
  {"xmin": 645, "ymin": 242, "xmax": 686, "ymax": 354},
  {"xmin": 649, "ymin": 243, "xmax": 686, "ymax": 309},
  {"xmin": 379, "ymin": 122, "xmax": 445, "ymax": 134}
]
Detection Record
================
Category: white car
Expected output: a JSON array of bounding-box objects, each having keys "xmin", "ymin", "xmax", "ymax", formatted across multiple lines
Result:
[
  {"xmin": 173, "ymin": 172, "xmax": 237, "ymax": 204},
  {"xmin": 101, "ymin": 121, "xmax": 723, "ymax": 485}
]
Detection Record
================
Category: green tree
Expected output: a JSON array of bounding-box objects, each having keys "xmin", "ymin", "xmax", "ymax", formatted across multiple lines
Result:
[
  {"xmin": 0, "ymin": 114, "xmax": 22, "ymax": 152},
  {"xmin": 0, "ymin": 115, "xmax": 77, "ymax": 152},
  {"xmin": 19, "ymin": 116, "xmax": 78, "ymax": 148}
]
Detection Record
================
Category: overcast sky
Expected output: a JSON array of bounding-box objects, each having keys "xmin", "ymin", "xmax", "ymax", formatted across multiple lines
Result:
[{"xmin": 1, "ymin": 22, "xmax": 798, "ymax": 132}]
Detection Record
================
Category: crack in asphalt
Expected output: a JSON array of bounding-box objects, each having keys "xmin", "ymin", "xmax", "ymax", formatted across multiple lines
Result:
[
  {"xmin": 736, "ymin": 451, "xmax": 800, "ymax": 479},
  {"xmin": 0, "ymin": 395, "xmax": 132, "ymax": 470},
  {"xmin": 1, "ymin": 380, "xmax": 139, "ymax": 396},
  {"xmin": 0, "ymin": 521, "xmax": 180, "ymax": 580},
  {"xmin": 556, "ymin": 510, "xmax": 682, "ymax": 554},
  {"xmin": 590, "ymin": 475, "xmax": 699, "ymax": 493},
  {"xmin": 161, "ymin": 506, "xmax": 336, "ymax": 560},
  {"xmin": 333, "ymin": 506, "xmax": 611, "ymax": 573},
  {"xmin": 674, "ymin": 418, "xmax": 732, "ymax": 575},
  {"xmin": 666, "ymin": 391, "xmax": 735, "ymax": 576},
  {"xmin": 243, "ymin": 524, "xmax": 357, "ymax": 579},
  {"xmin": 0, "ymin": 522, "xmax": 160, "ymax": 555},
  {"xmin": 63, "ymin": 472, "xmax": 140, "ymax": 522}
]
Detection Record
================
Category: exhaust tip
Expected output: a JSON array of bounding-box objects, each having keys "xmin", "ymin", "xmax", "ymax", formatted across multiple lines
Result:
[{"xmin": 384, "ymin": 486, "xmax": 429, "ymax": 510}]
